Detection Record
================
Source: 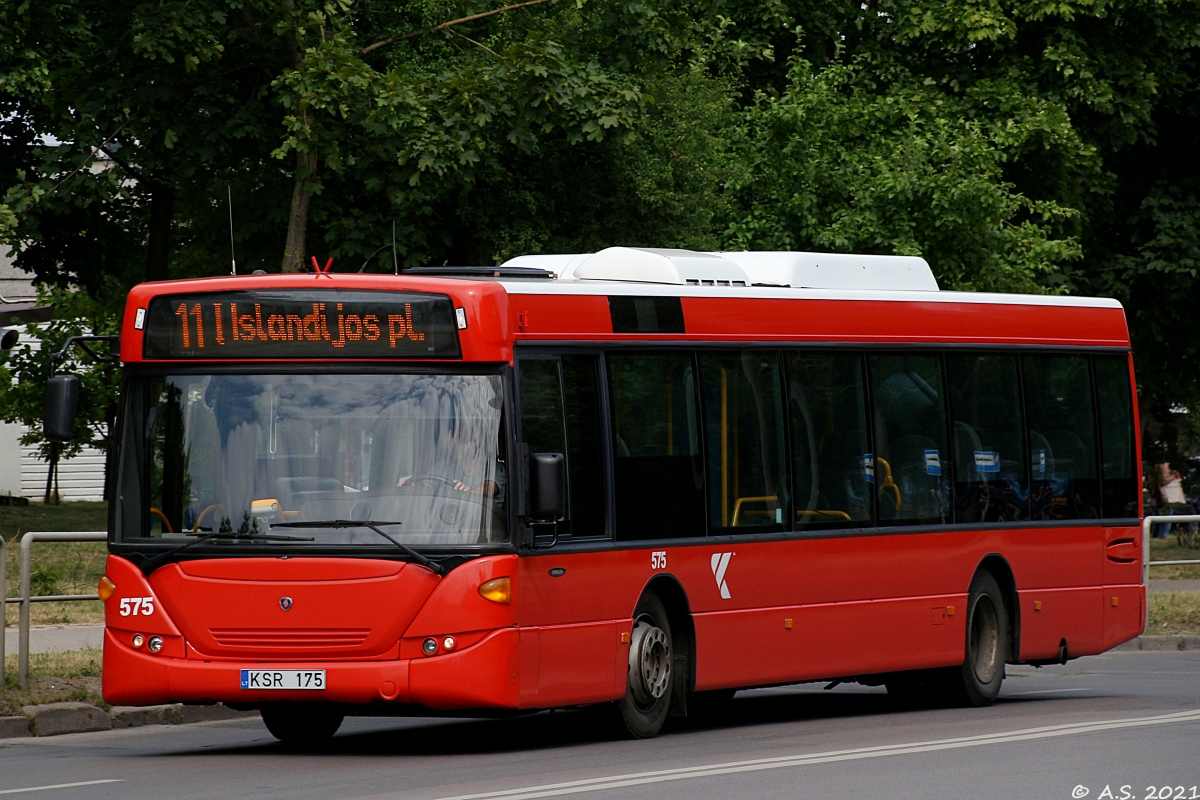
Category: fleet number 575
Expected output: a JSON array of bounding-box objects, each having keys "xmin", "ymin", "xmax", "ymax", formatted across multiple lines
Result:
[{"xmin": 119, "ymin": 597, "xmax": 154, "ymax": 616}]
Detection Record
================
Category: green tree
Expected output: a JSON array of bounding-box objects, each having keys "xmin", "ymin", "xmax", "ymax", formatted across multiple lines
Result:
[{"xmin": 4, "ymin": 0, "xmax": 1200, "ymax": 468}]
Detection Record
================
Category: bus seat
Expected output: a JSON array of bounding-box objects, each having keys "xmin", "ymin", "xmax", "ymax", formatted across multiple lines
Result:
[
  {"xmin": 875, "ymin": 456, "xmax": 901, "ymax": 516},
  {"xmin": 1029, "ymin": 431, "xmax": 1055, "ymax": 479}
]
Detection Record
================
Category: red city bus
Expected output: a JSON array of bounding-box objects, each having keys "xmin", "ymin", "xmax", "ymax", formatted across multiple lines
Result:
[{"xmin": 47, "ymin": 247, "xmax": 1144, "ymax": 744}]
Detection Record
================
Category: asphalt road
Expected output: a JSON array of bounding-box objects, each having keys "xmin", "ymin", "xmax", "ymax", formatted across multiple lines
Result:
[{"xmin": 2, "ymin": 650, "xmax": 1199, "ymax": 800}]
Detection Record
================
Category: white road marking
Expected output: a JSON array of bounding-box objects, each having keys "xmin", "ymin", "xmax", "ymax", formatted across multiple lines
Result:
[
  {"xmin": 1007, "ymin": 688, "xmax": 1093, "ymax": 696},
  {"xmin": 0, "ymin": 780, "xmax": 123, "ymax": 796},
  {"xmin": 432, "ymin": 710, "xmax": 1200, "ymax": 800}
]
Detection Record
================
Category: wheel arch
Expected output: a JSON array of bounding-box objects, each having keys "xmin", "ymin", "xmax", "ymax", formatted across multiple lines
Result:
[
  {"xmin": 973, "ymin": 553, "xmax": 1019, "ymax": 663},
  {"xmin": 638, "ymin": 575, "xmax": 696, "ymax": 706}
]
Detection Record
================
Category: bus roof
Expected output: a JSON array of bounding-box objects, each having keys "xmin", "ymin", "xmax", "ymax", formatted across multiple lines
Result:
[
  {"xmin": 120, "ymin": 249, "xmax": 1130, "ymax": 361},
  {"xmin": 497, "ymin": 247, "xmax": 1118, "ymax": 311}
]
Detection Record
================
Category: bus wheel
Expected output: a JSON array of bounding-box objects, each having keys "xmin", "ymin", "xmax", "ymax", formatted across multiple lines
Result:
[
  {"xmin": 616, "ymin": 594, "xmax": 674, "ymax": 738},
  {"xmin": 261, "ymin": 704, "xmax": 344, "ymax": 746},
  {"xmin": 948, "ymin": 571, "xmax": 1008, "ymax": 707}
]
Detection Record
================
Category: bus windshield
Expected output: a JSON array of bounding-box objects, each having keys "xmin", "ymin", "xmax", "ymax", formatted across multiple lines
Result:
[{"xmin": 115, "ymin": 371, "xmax": 508, "ymax": 548}]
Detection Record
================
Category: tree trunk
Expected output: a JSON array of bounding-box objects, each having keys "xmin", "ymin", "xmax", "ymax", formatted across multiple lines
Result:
[
  {"xmin": 43, "ymin": 443, "xmax": 58, "ymax": 505},
  {"xmin": 279, "ymin": 0, "xmax": 313, "ymax": 274},
  {"xmin": 281, "ymin": 151, "xmax": 318, "ymax": 273},
  {"xmin": 145, "ymin": 180, "xmax": 175, "ymax": 283}
]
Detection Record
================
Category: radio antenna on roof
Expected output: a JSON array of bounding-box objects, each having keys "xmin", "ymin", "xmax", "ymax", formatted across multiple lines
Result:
[
  {"xmin": 227, "ymin": 185, "xmax": 237, "ymax": 276},
  {"xmin": 392, "ymin": 220, "xmax": 399, "ymax": 275}
]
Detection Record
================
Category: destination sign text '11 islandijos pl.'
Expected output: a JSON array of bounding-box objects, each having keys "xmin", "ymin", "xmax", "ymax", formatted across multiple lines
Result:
[{"xmin": 141, "ymin": 290, "xmax": 462, "ymax": 359}]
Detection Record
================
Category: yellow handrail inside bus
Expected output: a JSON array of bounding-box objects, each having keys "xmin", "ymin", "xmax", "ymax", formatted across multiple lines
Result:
[
  {"xmin": 731, "ymin": 495, "xmax": 776, "ymax": 527},
  {"xmin": 718, "ymin": 365, "xmax": 728, "ymax": 525},
  {"xmin": 877, "ymin": 457, "xmax": 901, "ymax": 511},
  {"xmin": 796, "ymin": 509, "xmax": 854, "ymax": 521},
  {"xmin": 192, "ymin": 504, "xmax": 224, "ymax": 534},
  {"xmin": 149, "ymin": 507, "xmax": 174, "ymax": 534}
]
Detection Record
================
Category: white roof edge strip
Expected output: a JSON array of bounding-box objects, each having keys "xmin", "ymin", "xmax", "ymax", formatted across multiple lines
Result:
[{"xmin": 496, "ymin": 279, "xmax": 1123, "ymax": 309}]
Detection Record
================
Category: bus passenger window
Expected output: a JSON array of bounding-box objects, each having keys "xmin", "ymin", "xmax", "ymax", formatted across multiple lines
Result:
[
  {"xmin": 700, "ymin": 351, "xmax": 787, "ymax": 532},
  {"xmin": 517, "ymin": 356, "xmax": 607, "ymax": 539},
  {"xmin": 870, "ymin": 354, "xmax": 951, "ymax": 525},
  {"xmin": 608, "ymin": 352, "xmax": 705, "ymax": 540},
  {"xmin": 1094, "ymin": 356, "xmax": 1137, "ymax": 519},
  {"xmin": 1024, "ymin": 355, "xmax": 1101, "ymax": 520},
  {"xmin": 786, "ymin": 352, "xmax": 872, "ymax": 527},
  {"xmin": 946, "ymin": 354, "xmax": 1028, "ymax": 522}
]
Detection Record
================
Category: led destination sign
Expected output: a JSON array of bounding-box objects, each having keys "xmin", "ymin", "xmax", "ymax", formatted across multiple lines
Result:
[{"xmin": 142, "ymin": 290, "xmax": 461, "ymax": 359}]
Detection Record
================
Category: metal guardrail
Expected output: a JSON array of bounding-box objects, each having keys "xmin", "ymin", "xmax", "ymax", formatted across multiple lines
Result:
[
  {"xmin": 1, "ymin": 535, "xmax": 6, "ymax": 690},
  {"xmin": 1143, "ymin": 515, "xmax": 1200, "ymax": 586},
  {"xmin": 2, "ymin": 531, "xmax": 107, "ymax": 690}
]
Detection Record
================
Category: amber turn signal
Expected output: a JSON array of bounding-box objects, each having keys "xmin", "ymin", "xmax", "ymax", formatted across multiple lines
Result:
[
  {"xmin": 478, "ymin": 577, "xmax": 511, "ymax": 604},
  {"xmin": 98, "ymin": 575, "xmax": 116, "ymax": 602}
]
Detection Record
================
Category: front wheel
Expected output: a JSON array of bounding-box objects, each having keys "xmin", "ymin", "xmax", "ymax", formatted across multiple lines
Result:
[
  {"xmin": 947, "ymin": 571, "xmax": 1008, "ymax": 707},
  {"xmin": 615, "ymin": 594, "xmax": 674, "ymax": 738},
  {"xmin": 261, "ymin": 704, "xmax": 344, "ymax": 747}
]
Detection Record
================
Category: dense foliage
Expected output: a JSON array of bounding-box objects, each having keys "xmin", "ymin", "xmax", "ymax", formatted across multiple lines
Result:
[{"xmin": 1, "ymin": 0, "xmax": 1198, "ymax": 460}]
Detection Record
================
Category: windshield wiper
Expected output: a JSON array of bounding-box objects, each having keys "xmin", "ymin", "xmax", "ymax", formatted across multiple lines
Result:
[
  {"xmin": 142, "ymin": 530, "xmax": 315, "ymax": 575},
  {"xmin": 272, "ymin": 520, "xmax": 445, "ymax": 576}
]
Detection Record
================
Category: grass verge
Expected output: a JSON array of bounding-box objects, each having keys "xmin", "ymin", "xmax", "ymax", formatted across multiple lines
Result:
[
  {"xmin": 3, "ymin": 502, "xmax": 108, "ymax": 627},
  {"xmin": 1145, "ymin": 591, "xmax": 1200, "ymax": 636},
  {"xmin": 1148, "ymin": 536, "xmax": 1200, "ymax": 580},
  {"xmin": 1, "ymin": 649, "xmax": 104, "ymax": 716},
  {"xmin": 0, "ymin": 501, "xmax": 108, "ymax": 541}
]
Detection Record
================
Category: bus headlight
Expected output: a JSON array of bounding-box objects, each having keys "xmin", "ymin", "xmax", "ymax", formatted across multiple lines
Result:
[
  {"xmin": 148, "ymin": 636, "xmax": 164, "ymax": 653},
  {"xmin": 422, "ymin": 638, "xmax": 438, "ymax": 655}
]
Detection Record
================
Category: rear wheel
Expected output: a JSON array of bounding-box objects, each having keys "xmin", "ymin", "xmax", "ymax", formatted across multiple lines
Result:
[
  {"xmin": 261, "ymin": 704, "xmax": 344, "ymax": 746},
  {"xmin": 615, "ymin": 594, "xmax": 674, "ymax": 738},
  {"xmin": 947, "ymin": 571, "xmax": 1008, "ymax": 707}
]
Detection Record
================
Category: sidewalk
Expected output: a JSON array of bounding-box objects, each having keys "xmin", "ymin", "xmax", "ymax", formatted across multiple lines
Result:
[
  {"xmin": 3, "ymin": 624, "xmax": 102, "ymax": 656},
  {"xmin": 1149, "ymin": 579, "xmax": 1200, "ymax": 592}
]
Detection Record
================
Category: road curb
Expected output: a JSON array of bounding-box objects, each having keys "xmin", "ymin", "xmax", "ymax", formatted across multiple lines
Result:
[
  {"xmin": 1, "ymin": 703, "xmax": 258, "ymax": 740},
  {"xmin": 0, "ymin": 715, "xmax": 30, "ymax": 738},
  {"xmin": 23, "ymin": 702, "xmax": 110, "ymax": 736},
  {"xmin": 1112, "ymin": 634, "xmax": 1200, "ymax": 652}
]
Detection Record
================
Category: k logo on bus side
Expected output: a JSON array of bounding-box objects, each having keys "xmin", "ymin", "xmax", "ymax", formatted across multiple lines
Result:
[{"xmin": 710, "ymin": 552, "xmax": 733, "ymax": 599}]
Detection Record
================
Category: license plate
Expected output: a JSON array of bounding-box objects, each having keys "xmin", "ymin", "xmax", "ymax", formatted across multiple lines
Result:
[{"xmin": 240, "ymin": 669, "xmax": 326, "ymax": 690}]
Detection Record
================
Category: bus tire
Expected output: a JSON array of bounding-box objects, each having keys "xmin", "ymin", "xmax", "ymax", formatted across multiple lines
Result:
[
  {"xmin": 261, "ymin": 704, "xmax": 344, "ymax": 746},
  {"xmin": 616, "ymin": 593, "xmax": 674, "ymax": 739},
  {"xmin": 948, "ymin": 571, "xmax": 1007, "ymax": 707}
]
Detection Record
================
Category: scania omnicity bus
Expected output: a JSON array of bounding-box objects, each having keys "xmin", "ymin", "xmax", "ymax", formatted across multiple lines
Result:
[{"xmin": 44, "ymin": 247, "xmax": 1144, "ymax": 744}]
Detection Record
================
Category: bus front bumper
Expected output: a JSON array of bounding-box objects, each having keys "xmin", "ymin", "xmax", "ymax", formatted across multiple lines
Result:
[{"xmin": 102, "ymin": 627, "xmax": 521, "ymax": 710}]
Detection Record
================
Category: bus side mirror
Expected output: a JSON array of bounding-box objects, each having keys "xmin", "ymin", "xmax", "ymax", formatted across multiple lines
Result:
[
  {"xmin": 44, "ymin": 375, "xmax": 80, "ymax": 442},
  {"xmin": 529, "ymin": 452, "xmax": 566, "ymax": 521}
]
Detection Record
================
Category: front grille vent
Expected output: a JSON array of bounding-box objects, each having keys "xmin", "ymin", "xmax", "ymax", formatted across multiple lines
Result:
[{"xmin": 209, "ymin": 628, "xmax": 371, "ymax": 649}]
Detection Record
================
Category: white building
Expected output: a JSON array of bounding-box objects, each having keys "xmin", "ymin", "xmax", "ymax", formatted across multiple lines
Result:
[{"xmin": 1, "ymin": 249, "xmax": 105, "ymax": 501}]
